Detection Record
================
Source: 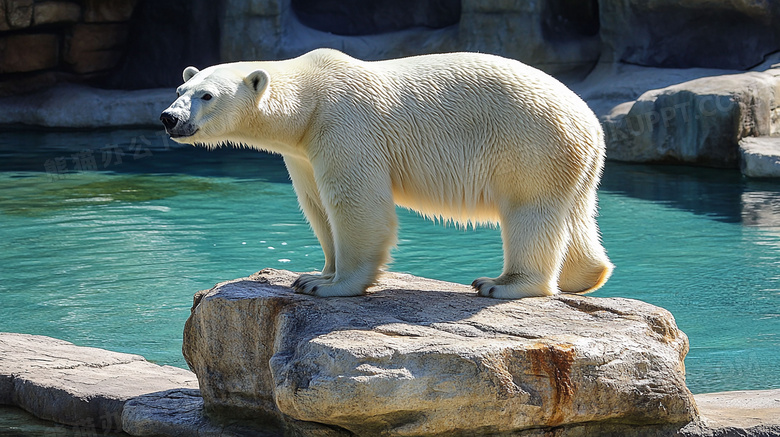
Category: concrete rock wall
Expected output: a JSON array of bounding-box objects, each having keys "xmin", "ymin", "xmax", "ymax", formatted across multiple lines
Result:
[
  {"xmin": 219, "ymin": 0, "xmax": 601, "ymax": 78},
  {"xmin": 2, "ymin": 0, "xmax": 779, "ymax": 174},
  {"xmin": 599, "ymin": 0, "xmax": 780, "ymax": 70}
]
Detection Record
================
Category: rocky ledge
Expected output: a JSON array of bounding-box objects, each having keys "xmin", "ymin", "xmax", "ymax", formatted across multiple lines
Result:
[
  {"xmin": 573, "ymin": 61, "xmax": 780, "ymax": 171},
  {"xmin": 184, "ymin": 268, "xmax": 698, "ymax": 436},
  {"xmin": 0, "ymin": 84, "xmax": 170, "ymax": 128},
  {"xmin": 2, "ymin": 270, "xmax": 780, "ymax": 436}
]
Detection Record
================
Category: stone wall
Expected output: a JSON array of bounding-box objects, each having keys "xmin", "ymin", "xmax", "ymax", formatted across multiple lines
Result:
[
  {"xmin": 0, "ymin": 0, "xmax": 222, "ymax": 95},
  {"xmin": 216, "ymin": 0, "xmax": 780, "ymax": 77},
  {"xmin": 0, "ymin": 0, "xmax": 137, "ymax": 96},
  {"xmin": 0, "ymin": 0, "xmax": 606, "ymax": 95}
]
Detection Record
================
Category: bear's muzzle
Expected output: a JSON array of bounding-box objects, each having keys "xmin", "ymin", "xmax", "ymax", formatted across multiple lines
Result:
[{"xmin": 160, "ymin": 111, "xmax": 198, "ymax": 139}]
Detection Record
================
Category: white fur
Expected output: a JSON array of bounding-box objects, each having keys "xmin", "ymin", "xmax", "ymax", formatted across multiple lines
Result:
[{"xmin": 162, "ymin": 48, "xmax": 613, "ymax": 298}]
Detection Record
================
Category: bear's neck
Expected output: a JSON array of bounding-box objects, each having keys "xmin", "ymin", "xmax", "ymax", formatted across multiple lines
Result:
[{"xmin": 241, "ymin": 74, "xmax": 317, "ymax": 159}]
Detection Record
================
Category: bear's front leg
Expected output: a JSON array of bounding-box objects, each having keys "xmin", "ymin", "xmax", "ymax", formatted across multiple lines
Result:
[
  {"xmin": 292, "ymin": 156, "xmax": 398, "ymax": 297},
  {"xmin": 284, "ymin": 156, "xmax": 336, "ymax": 277}
]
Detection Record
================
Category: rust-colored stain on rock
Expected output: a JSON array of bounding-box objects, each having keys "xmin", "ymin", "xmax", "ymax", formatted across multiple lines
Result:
[{"xmin": 528, "ymin": 342, "xmax": 576, "ymax": 427}]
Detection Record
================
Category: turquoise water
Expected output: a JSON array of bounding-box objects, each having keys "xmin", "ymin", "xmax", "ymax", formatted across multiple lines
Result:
[{"xmin": 1, "ymin": 128, "xmax": 779, "ymax": 395}]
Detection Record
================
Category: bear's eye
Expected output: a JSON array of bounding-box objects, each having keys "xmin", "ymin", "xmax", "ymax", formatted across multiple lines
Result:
[{"xmin": 202, "ymin": 93, "xmax": 212, "ymax": 101}]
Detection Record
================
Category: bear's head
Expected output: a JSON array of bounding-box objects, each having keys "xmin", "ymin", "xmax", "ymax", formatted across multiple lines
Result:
[{"xmin": 160, "ymin": 65, "xmax": 269, "ymax": 146}]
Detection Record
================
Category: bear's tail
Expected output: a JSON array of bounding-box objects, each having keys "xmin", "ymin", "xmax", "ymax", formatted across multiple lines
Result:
[{"xmin": 561, "ymin": 262, "xmax": 613, "ymax": 295}]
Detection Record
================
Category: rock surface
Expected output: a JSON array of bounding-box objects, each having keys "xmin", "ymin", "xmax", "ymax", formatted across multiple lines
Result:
[
  {"xmin": 118, "ymin": 387, "xmax": 780, "ymax": 437},
  {"xmin": 121, "ymin": 388, "xmax": 275, "ymax": 437},
  {"xmin": 183, "ymin": 268, "xmax": 698, "ymax": 436},
  {"xmin": 740, "ymin": 136, "xmax": 780, "ymax": 178},
  {"xmin": 0, "ymin": 333, "xmax": 197, "ymax": 432}
]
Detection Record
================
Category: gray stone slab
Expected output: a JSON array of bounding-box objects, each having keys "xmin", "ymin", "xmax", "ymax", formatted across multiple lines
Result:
[
  {"xmin": 693, "ymin": 389, "xmax": 780, "ymax": 434},
  {"xmin": 0, "ymin": 333, "xmax": 197, "ymax": 433}
]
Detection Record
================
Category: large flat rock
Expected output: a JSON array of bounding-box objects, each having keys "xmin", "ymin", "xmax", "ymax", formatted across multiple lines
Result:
[
  {"xmin": 0, "ymin": 333, "xmax": 197, "ymax": 433},
  {"xmin": 183, "ymin": 269, "xmax": 699, "ymax": 436},
  {"xmin": 1, "ymin": 316, "xmax": 777, "ymax": 436}
]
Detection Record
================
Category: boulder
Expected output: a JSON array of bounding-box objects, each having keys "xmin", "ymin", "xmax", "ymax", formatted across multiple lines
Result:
[
  {"xmin": 0, "ymin": 333, "xmax": 198, "ymax": 433},
  {"xmin": 2, "ymin": 330, "xmax": 777, "ymax": 436},
  {"xmin": 571, "ymin": 62, "xmax": 739, "ymax": 119},
  {"xmin": 600, "ymin": 67, "xmax": 780, "ymax": 167},
  {"xmin": 122, "ymin": 387, "xmax": 316, "ymax": 436},
  {"xmin": 184, "ymin": 268, "xmax": 698, "ymax": 436},
  {"xmin": 122, "ymin": 388, "xmax": 226, "ymax": 437},
  {"xmin": 740, "ymin": 136, "xmax": 780, "ymax": 178}
]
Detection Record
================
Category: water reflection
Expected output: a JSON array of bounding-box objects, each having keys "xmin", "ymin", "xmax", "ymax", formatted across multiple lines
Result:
[
  {"xmin": 741, "ymin": 190, "xmax": 780, "ymax": 227},
  {"xmin": 602, "ymin": 162, "xmax": 780, "ymax": 227}
]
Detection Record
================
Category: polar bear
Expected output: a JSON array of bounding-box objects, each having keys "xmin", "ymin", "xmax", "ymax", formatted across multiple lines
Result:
[{"xmin": 160, "ymin": 48, "xmax": 613, "ymax": 299}]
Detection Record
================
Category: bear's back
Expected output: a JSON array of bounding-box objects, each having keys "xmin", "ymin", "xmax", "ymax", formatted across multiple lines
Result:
[
  {"xmin": 295, "ymin": 50, "xmax": 602, "ymax": 223},
  {"xmin": 304, "ymin": 50, "xmax": 596, "ymax": 146}
]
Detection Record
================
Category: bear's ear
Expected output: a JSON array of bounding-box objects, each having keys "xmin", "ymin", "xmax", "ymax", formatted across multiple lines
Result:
[
  {"xmin": 182, "ymin": 66, "xmax": 200, "ymax": 82},
  {"xmin": 245, "ymin": 70, "xmax": 269, "ymax": 94}
]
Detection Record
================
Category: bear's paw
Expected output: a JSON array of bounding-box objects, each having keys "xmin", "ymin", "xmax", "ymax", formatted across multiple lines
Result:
[
  {"xmin": 472, "ymin": 275, "xmax": 558, "ymax": 299},
  {"xmin": 292, "ymin": 273, "xmax": 364, "ymax": 297}
]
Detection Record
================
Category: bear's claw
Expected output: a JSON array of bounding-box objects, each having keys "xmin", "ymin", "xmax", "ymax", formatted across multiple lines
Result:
[
  {"xmin": 472, "ymin": 278, "xmax": 494, "ymax": 297},
  {"xmin": 292, "ymin": 274, "xmax": 321, "ymax": 295}
]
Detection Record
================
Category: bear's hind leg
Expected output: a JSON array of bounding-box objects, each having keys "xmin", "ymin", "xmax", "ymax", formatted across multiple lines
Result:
[
  {"xmin": 473, "ymin": 200, "xmax": 569, "ymax": 299},
  {"xmin": 558, "ymin": 202, "xmax": 613, "ymax": 294}
]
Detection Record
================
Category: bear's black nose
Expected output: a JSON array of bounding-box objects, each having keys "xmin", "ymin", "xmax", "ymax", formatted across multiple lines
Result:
[{"xmin": 160, "ymin": 112, "xmax": 178, "ymax": 131}]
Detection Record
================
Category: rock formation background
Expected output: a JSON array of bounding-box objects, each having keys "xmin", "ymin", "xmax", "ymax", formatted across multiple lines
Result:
[
  {"xmin": 1, "ymin": 0, "xmax": 779, "ymax": 174},
  {"xmin": 1, "ymin": 0, "xmax": 777, "ymax": 92}
]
